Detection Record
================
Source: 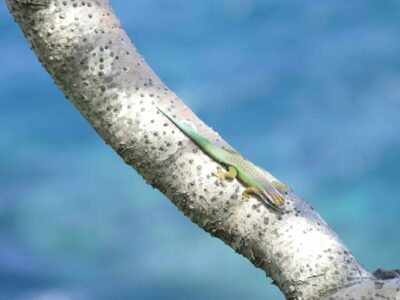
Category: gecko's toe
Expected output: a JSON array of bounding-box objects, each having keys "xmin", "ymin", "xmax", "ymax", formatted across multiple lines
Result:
[{"xmin": 213, "ymin": 171, "xmax": 225, "ymax": 181}]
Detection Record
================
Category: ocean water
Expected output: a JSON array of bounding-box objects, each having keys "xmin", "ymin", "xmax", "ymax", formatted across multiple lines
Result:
[{"xmin": 1, "ymin": 1, "xmax": 400, "ymax": 299}]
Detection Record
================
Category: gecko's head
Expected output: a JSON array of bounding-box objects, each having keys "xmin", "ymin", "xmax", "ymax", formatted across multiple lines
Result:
[{"xmin": 261, "ymin": 190, "xmax": 286, "ymax": 212}]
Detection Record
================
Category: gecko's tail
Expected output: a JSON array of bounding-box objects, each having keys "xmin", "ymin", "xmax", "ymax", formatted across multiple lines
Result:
[{"xmin": 156, "ymin": 106, "xmax": 211, "ymax": 150}]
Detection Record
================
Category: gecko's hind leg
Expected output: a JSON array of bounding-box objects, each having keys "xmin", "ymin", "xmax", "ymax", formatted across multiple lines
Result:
[
  {"xmin": 215, "ymin": 166, "xmax": 237, "ymax": 181},
  {"xmin": 242, "ymin": 187, "xmax": 261, "ymax": 201}
]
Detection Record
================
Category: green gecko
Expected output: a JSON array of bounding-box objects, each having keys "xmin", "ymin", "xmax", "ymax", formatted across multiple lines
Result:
[{"xmin": 157, "ymin": 106, "xmax": 289, "ymax": 212}]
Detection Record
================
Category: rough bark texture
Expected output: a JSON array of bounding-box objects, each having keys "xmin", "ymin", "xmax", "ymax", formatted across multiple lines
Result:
[{"xmin": 6, "ymin": 1, "xmax": 400, "ymax": 299}]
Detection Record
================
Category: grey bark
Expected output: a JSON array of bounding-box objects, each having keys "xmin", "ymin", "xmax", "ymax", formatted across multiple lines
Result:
[{"xmin": 5, "ymin": 0, "xmax": 400, "ymax": 299}]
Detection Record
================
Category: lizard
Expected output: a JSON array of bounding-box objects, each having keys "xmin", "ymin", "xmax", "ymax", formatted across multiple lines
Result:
[{"xmin": 157, "ymin": 106, "xmax": 289, "ymax": 212}]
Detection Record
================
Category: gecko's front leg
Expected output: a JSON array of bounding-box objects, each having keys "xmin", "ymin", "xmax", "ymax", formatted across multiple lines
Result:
[
  {"xmin": 271, "ymin": 181, "xmax": 290, "ymax": 194},
  {"xmin": 242, "ymin": 187, "xmax": 262, "ymax": 201}
]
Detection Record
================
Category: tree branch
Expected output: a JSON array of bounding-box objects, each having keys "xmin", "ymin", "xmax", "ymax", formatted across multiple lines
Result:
[{"xmin": 6, "ymin": 0, "xmax": 398, "ymax": 298}]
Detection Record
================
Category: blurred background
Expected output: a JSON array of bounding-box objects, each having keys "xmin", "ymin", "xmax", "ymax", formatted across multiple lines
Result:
[{"xmin": 1, "ymin": 0, "xmax": 400, "ymax": 299}]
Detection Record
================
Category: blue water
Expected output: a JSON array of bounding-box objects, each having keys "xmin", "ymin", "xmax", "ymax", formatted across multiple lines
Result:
[{"xmin": 1, "ymin": 1, "xmax": 400, "ymax": 299}]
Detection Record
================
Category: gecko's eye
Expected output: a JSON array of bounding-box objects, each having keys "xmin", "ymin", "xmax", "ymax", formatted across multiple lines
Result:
[{"xmin": 261, "ymin": 191, "xmax": 286, "ymax": 212}]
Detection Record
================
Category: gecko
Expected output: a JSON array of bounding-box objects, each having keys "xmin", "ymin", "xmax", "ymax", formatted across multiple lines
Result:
[{"xmin": 157, "ymin": 106, "xmax": 289, "ymax": 212}]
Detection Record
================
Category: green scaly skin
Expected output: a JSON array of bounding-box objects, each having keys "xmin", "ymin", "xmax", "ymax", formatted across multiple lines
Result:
[{"xmin": 157, "ymin": 106, "xmax": 289, "ymax": 212}]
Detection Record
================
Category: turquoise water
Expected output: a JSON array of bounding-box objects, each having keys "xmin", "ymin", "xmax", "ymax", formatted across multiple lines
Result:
[{"xmin": 1, "ymin": 1, "xmax": 400, "ymax": 299}]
